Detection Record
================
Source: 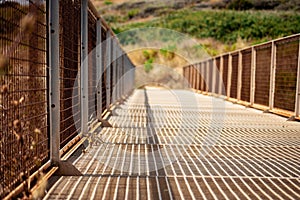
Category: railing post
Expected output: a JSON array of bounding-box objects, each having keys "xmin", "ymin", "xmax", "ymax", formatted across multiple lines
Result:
[
  {"xmin": 237, "ymin": 51, "xmax": 242, "ymax": 101},
  {"xmin": 295, "ymin": 38, "xmax": 300, "ymax": 117},
  {"xmin": 269, "ymin": 41, "xmax": 276, "ymax": 110},
  {"xmin": 81, "ymin": 0, "xmax": 88, "ymax": 134},
  {"xmin": 219, "ymin": 56, "xmax": 224, "ymax": 95},
  {"xmin": 106, "ymin": 31, "xmax": 111, "ymax": 110},
  {"xmin": 96, "ymin": 19, "xmax": 102, "ymax": 120},
  {"xmin": 250, "ymin": 47, "xmax": 256, "ymax": 105},
  {"xmin": 227, "ymin": 54, "xmax": 232, "ymax": 98},
  {"xmin": 49, "ymin": 0, "xmax": 60, "ymax": 164}
]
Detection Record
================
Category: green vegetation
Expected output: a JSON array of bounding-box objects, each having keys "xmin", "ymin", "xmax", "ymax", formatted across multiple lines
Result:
[
  {"xmin": 115, "ymin": 10, "xmax": 300, "ymax": 45},
  {"xmin": 144, "ymin": 58, "xmax": 153, "ymax": 73},
  {"xmin": 104, "ymin": 0, "xmax": 113, "ymax": 5},
  {"xmin": 127, "ymin": 9, "xmax": 140, "ymax": 19},
  {"xmin": 160, "ymin": 45, "xmax": 177, "ymax": 60}
]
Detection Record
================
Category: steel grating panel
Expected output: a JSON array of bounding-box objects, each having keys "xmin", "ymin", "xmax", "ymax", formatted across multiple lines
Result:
[{"xmin": 45, "ymin": 88, "xmax": 300, "ymax": 200}]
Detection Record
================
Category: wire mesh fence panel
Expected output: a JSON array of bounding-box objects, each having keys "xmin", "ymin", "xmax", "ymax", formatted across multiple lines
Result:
[
  {"xmin": 0, "ymin": 1, "xmax": 48, "ymax": 198},
  {"xmin": 88, "ymin": 10, "xmax": 97, "ymax": 120},
  {"xmin": 241, "ymin": 49, "xmax": 252, "ymax": 102},
  {"xmin": 101, "ymin": 26, "xmax": 107, "ymax": 113},
  {"xmin": 208, "ymin": 60, "xmax": 213, "ymax": 93},
  {"xmin": 222, "ymin": 55, "xmax": 229, "ymax": 96},
  {"xmin": 59, "ymin": 0, "xmax": 81, "ymax": 147},
  {"xmin": 274, "ymin": 37, "xmax": 299, "ymax": 112},
  {"xmin": 214, "ymin": 57, "xmax": 221, "ymax": 94},
  {"xmin": 188, "ymin": 66, "xmax": 192, "ymax": 87},
  {"xmin": 202, "ymin": 62, "xmax": 207, "ymax": 92},
  {"xmin": 230, "ymin": 53, "xmax": 238, "ymax": 99},
  {"xmin": 196, "ymin": 63, "xmax": 200, "ymax": 90},
  {"xmin": 255, "ymin": 44, "xmax": 272, "ymax": 107},
  {"xmin": 199, "ymin": 63, "xmax": 205, "ymax": 91}
]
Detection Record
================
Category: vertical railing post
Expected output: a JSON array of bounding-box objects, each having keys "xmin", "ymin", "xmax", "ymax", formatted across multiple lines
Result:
[
  {"xmin": 49, "ymin": 0, "xmax": 60, "ymax": 164},
  {"xmin": 237, "ymin": 51, "xmax": 243, "ymax": 101},
  {"xmin": 227, "ymin": 54, "xmax": 232, "ymax": 98},
  {"xmin": 295, "ymin": 38, "xmax": 300, "ymax": 117},
  {"xmin": 250, "ymin": 47, "xmax": 256, "ymax": 105},
  {"xmin": 106, "ymin": 31, "xmax": 111, "ymax": 110},
  {"xmin": 81, "ymin": 0, "xmax": 88, "ymax": 134},
  {"xmin": 96, "ymin": 19, "xmax": 102, "ymax": 120},
  {"xmin": 269, "ymin": 41, "xmax": 276, "ymax": 110}
]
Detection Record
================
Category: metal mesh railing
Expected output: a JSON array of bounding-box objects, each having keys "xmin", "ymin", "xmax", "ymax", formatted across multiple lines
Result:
[
  {"xmin": 241, "ymin": 49, "xmax": 252, "ymax": 102},
  {"xmin": 230, "ymin": 53, "xmax": 239, "ymax": 99},
  {"xmin": 0, "ymin": 0, "xmax": 136, "ymax": 198},
  {"xmin": 254, "ymin": 44, "xmax": 271, "ymax": 106},
  {"xmin": 0, "ymin": 0, "xmax": 48, "ymax": 197},
  {"xmin": 222, "ymin": 54, "xmax": 229, "ymax": 95},
  {"xmin": 209, "ymin": 60, "xmax": 214, "ymax": 93},
  {"xmin": 184, "ymin": 34, "xmax": 300, "ymax": 117},
  {"xmin": 214, "ymin": 57, "xmax": 221, "ymax": 94},
  {"xmin": 274, "ymin": 36, "xmax": 299, "ymax": 112},
  {"xmin": 59, "ymin": 0, "xmax": 81, "ymax": 147},
  {"xmin": 88, "ymin": 10, "xmax": 97, "ymax": 119}
]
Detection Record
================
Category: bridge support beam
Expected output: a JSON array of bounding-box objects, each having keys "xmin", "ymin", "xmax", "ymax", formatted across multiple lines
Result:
[{"xmin": 49, "ymin": 0, "xmax": 60, "ymax": 164}]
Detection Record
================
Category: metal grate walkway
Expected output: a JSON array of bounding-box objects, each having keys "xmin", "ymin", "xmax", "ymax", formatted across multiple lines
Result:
[{"xmin": 44, "ymin": 88, "xmax": 300, "ymax": 200}]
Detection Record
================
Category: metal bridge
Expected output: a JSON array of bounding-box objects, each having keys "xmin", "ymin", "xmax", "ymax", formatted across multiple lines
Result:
[{"xmin": 1, "ymin": 0, "xmax": 300, "ymax": 199}]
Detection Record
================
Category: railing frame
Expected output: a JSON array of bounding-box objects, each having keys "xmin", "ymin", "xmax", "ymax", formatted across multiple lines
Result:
[
  {"xmin": 183, "ymin": 34, "xmax": 300, "ymax": 119},
  {"xmin": 49, "ymin": 0, "xmax": 60, "ymax": 164}
]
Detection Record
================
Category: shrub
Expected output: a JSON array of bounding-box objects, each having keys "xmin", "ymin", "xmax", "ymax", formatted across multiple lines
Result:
[{"xmin": 227, "ymin": 0, "xmax": 254, "ymax": 10}]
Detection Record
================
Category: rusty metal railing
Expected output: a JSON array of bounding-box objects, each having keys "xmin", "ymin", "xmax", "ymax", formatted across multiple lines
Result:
[
  {"xmin": 0, "ymin": 0, "xmax": 135, "ymax": 198},
  {"xmin": 183, "ymin": 34, "xmax": 300, "ymax": 119}
]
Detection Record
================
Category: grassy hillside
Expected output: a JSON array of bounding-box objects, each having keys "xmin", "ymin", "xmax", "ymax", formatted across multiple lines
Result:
[
  {"xmin": 91, "ymin": 0, "xmax": 300, "ymax": 79},
  {"xmin": 114, "ymin": 10, "xmax": 300, "ymax": 47}
]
